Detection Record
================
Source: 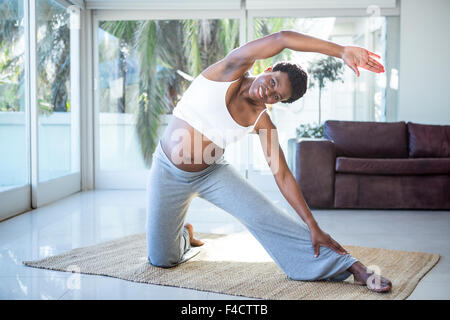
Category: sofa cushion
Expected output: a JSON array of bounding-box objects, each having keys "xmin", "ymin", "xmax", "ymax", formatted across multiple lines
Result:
[
  {"xmin": 334, "ymin": 173, "xmax": 450, "ymax": 209},
  {"xmin": 408, "ymin": 122, "xmax": 450, "ymax": 158},
  {"xmin": 336, "ymin": 157, "xmax": 450, "ymax": 175},
  {"xmin": 324, "ymin": 120, "xmax": 408, "ymax": 158}
]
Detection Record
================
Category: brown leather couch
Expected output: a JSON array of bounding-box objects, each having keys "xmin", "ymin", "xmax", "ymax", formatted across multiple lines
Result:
[{"xmin": 289, "ymin": 120, "xmax": 450, "ymax": 209}]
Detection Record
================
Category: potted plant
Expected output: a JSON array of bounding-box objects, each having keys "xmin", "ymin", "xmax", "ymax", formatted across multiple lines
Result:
[
  {"xmin": 295, "ymin": 122, "xmax": 324, "ymax": 139},
  {"xmin": 287, "ymin": 122, "xmax": 325, "ymax": 172}
]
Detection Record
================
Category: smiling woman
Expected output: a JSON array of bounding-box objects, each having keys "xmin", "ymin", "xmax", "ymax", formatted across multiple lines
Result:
[{"xmin": 147, "ymin": 30, "xmax": 392, "ymax": 293}]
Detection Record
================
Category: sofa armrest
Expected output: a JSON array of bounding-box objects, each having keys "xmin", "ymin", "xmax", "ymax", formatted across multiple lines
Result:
[{"xmin": 294, "ymin": 139, "xmax": 336, "ymax": 208}]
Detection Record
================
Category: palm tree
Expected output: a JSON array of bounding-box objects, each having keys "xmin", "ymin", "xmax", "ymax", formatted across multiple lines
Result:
[{"xmin": 98, "ymin": 20, "xmax": 138, "ymax": 114}]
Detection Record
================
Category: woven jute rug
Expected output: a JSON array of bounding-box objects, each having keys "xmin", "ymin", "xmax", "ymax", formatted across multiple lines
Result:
[{"xmin": 23, "ymin": 232, "xmax": 439, "ymax": 300}]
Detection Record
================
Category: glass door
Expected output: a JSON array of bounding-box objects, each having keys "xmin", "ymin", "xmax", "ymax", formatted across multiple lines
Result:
[{"xmin": 31, "ymin": 0, "xmax": 80, "ymax": 207}]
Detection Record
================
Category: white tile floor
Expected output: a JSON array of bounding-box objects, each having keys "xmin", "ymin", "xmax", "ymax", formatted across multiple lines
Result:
[{"xmin": 1, "ymin": 190, "xmax": 449, "ymax": 300}]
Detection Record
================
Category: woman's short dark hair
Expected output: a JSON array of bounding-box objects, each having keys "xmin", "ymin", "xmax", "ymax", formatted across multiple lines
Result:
[{"xmin": 272, "ymin": 61, "xmax": 308, "ymax": 104}]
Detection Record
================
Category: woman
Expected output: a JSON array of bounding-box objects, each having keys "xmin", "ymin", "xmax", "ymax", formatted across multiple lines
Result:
[{"xmin": 146, "ymin": 30, "xmax": 392, "ymax": 293}]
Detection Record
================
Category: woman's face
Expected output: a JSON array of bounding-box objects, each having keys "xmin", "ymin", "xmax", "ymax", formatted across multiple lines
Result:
[{"xmin": 249, "ymin": 70, "xmax": 292, "ymax": 105}]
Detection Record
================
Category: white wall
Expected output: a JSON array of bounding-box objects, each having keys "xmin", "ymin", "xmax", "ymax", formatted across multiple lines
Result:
[{"xmin": 398, "ymin": 0, "xmax": 450, "ymax": 125}]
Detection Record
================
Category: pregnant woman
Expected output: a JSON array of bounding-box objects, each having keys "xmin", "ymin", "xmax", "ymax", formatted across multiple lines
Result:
[{"xmin": 145, "ymin": 30, "xmax": 392, "ymax": 293}]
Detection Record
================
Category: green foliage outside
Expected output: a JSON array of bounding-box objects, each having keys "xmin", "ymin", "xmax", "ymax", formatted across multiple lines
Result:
[
  {"xmin": 0, "ymin": 41, "xmax": 22, "ymax": 112},
  {"xmin": 0, "ymin": 0, "xmax": 71, "ymax": 115},
  {"xmin": 295, "ymin": 58, "xmax": 343, "ymax": 138},
  {"xmin": 295, "ymin": 123, "xmax": 324, "ymax": 139},
  {"xmin": 0, "ymin": 0, "xmax": 23, "ymax": 112},
  {"xmin": 308, "ymin": 56, "xmax": 344, "ymax": 124}
]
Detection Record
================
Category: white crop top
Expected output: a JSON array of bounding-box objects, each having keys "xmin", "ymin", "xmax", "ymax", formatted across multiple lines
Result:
[{"xmin": 172, "ymin": 74, "xmax": 267, "ymax": 149}]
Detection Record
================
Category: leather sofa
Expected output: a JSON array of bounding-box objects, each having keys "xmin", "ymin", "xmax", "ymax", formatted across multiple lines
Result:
[{"xmin": 289, "ymin": 120, "xmax": 450, "ymax": 209}]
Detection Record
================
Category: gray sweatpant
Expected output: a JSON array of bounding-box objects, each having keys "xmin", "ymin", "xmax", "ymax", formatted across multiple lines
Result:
[{"xmin": 146, "ymin": 140, "xmax": 358, "ymax": 281}]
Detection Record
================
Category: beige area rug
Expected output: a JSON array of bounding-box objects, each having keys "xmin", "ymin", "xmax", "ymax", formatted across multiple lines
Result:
[{"xmin": 23, "ymin": 232, "xmax": 439, "ymax": 300}]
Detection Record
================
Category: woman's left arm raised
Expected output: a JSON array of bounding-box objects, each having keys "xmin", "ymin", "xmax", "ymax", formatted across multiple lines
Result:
[{"xmin": 203, "ymin": 30, "xmax": 384, "ymax": 81}]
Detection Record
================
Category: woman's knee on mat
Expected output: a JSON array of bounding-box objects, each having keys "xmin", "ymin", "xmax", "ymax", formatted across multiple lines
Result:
[
  {"xmin": 147, "ymin": 234, "xmax": 186, "ymax": 268},
  {"xmin": 147, "ymin": 249, "xmax": 181, "ymax": 268}
]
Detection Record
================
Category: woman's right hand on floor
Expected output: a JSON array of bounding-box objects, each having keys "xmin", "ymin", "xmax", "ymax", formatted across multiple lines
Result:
[{"xmin": 309, "ymin": 226, "xmax": 348, "ymax": 258}]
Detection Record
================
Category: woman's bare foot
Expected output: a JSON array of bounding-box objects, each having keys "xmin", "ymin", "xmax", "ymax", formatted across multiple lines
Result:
[
  {"xmin": 348, "ymin": 262, "xmax": 392, "ymax": 293},
  {"xmin": 184, "ymin": 223, "xmax": 204, "ymax": 247}
]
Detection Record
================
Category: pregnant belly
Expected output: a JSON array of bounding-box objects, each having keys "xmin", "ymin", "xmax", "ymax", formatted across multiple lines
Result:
[{"xmin": 160, "ymin": 116, "xmax": 225, "ymax": 172}]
